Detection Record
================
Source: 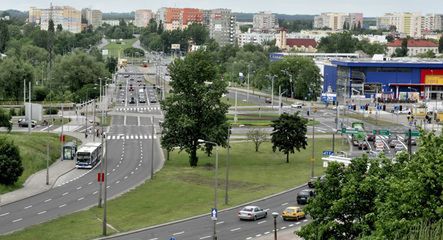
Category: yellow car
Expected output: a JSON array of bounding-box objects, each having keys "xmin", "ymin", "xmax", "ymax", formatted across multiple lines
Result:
[{"xmin": 282, "ymin": 206, "xmax": 305, "ymax": 221}]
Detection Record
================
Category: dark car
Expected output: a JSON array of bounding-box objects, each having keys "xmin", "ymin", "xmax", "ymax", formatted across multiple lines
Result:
[
  {"xmin": 366, "ymin": 134, "xmax": 375, "ymax": 142},
  {"xmin": 18, "ymin": 120, "xmax": 36, "ymax": 128},
  {"xmin": 129, "ymin": 97, "xmax": 135, "ymax": 104},
  {"xmin": 358, "ymin": 141, "xmax": 369, "ymax": 150},
  {"xmin": 150, "ymin": 97, "xmax": 157, "ymax": 103},
  {"xmin": 308, "ymin": 175, "xmax": 325, "ymax": 188},
  {"xmin": 265, "ymin": 98, "xmax": 272, "ymax": 103},
  {"xmin": 297, "ymin": 189, "xmax": 315, "ymax": 205}
]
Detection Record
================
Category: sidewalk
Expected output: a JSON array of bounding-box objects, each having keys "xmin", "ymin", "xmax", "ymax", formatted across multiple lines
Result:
[{"xmin": 256, "ymin": 227, "xmax": 303, "ymax": 240}]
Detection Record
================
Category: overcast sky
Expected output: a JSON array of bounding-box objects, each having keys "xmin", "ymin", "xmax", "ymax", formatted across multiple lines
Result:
[{"xmin": 1, "ymin": 0, "xmax": 443, "ymax": 17}]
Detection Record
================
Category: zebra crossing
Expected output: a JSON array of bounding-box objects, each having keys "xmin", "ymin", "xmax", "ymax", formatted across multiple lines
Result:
[
  {"xmin": 106, "ymin": 134, "xmax": 158, "ymax": 140},
  {"xmin": 115, "ymin": 107, "xmax": 161, "ymax": 112}
]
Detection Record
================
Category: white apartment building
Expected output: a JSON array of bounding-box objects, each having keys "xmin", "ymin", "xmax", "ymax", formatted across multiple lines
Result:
[
  {"xmin": 314, "ymin": 12, "xmax": 362, "ymax": 30},
  {"xmin": 135, "ymin": 9, "xmax": 154, "ymax": 27},
  {"xmin": 377, "ymin": 12, "xmax": 443, "ymax": 37},
  {"xmin": 237, "ymin": 31, "xmax": 275, "ymax": 47},
  {"xmin": 253, "ymin": 11, "xmax": 278, "ymax": 31},
  {"xmin": 81, "ymin": 8, "xmax": 102, "ymax": 29},
  {"xmin": 40, "ymin": 5, "xmax": 81, "ymax": 33}
]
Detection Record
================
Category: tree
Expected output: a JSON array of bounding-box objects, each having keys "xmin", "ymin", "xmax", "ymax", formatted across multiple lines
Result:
[
  {"xmin": 386, "ymin": 35, "xmax": 395, "ymax": 43},
  {"xmin": 0, "ymin": 137, "xmax": 23, "ymax": 185},
  {"xmin": 270, "ymin": 112, "xmax": 308, "ymax": 163},
  {"xmin": 48, "ymin": 19, "xmax": 55, "ymax": 33},
  {"xmin": 184, "ymin": 23, "xmax": 209, "ymax": 45},
  {"xmin": 356, "ymin": 39, "xmax": 387, "ymax": 56},
  {"xmin": 160, "ymin": 50, "xmax": 230, "ymax": 167},
  {"xmin": 148, "ymin": 19, "xmax": 158, "ymax": 33},
  {"xmin": 0, "ymin": 57, "xmax": 34, "ymax": 102},
  {"xmin": 317, "ymin": 32, "xmax": 359, "ymax": 53},
  {"xmin": 0, "ymin": 108, "xmax": 12, "ymax": 132},
  {"xmin": 247, "ymin": 128, "xmax": 268, "ymax": 152},
  {"xmin": 439, "ymin": 35, "xmax": 443, "ymax": 53},
  {"xmin": 0, "ymin": 20, "xmax": 9, "ymax": 52},
  {"xmin": 56, "ymin": 24, "xmax": 63, "ymax": 32},
  {"xmin": 105, "ymin": 56, "xmax": 118, "ymax": 73},
  {"xmin": 157, "ymin": 20, "xmax": 164, "ymax": 34},
  {"xmin": 416, "ymin": 50, "xmax": 436, "ymax": 58}
]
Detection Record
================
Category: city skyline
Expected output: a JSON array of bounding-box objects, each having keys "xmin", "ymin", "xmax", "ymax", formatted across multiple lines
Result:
[{"xmin": 1, "ymin": 0, "xmax": 443, "ymax": 17}]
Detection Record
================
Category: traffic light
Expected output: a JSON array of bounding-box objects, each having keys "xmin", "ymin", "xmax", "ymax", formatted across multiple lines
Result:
[{"xmin": 399, "ymin": 105, "xmax": 403, "ymax": 111}]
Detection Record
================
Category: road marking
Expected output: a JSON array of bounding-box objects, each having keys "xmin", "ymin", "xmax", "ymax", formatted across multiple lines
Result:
[
  {"xmin": 303, "ymin": 219, "xmax": 308, "ymax": 222},
  {"xmin": 44, "ymin": 198, "xmax": 52, "ymax": 203},
  {"xmin": 258, "ymin": 220, "xmax": 266, "ymax": 224},
  {"xmin": 256, "ymin": 234, "xmax": 262, "ymax": 237},
  {"xmin": 296, "ymin": 222, "xmax": 301, "ymax": 225},
  {"xmin": 107, "ymin": 173, "xmax": 110, "ymax": 176},
  {"xmin": 173, "ymin": 231, "xmax": 184, "ymax": 236},
  {"xmin": 216, "ymin": 221, "xmax": 224, "ymax": 225},
  {"xmin": 124, "ymin": 176, "xmax": 128, "ymax": 179},
  {"xmin": 93, "ymin": 191, "xmax": 98, "ymax": 195},
  {"xmin": 107, "ymin": 186, "xmax": 110, "ymax": 189},
  {"xmin": 113, "ymin": 169, "xmax": 116, "ymax": 172},
  {"xmin": 62, "ymin": 192, "xmax": 69, "ymax": 196},
  {"xmin": 289, "ymin": 224, "xmax": 294, "ymax": 227},
  {"xmin": 0, "ymin": 212, "xmax": 10, "ymax": 217},
  {"xmin": 135, "ymin": 167, "xmax": 138, "ymax": 171},
  {"xmin": 59, "ymin": 204, "xmax": 66, "ymax": 208},
  {"xmin": 281, "ymin": 226, "xmax": 287, "ymax": 230},
  {"xmin": 78, "ymin": 197, "xmax": 84, "ymax": 201},
  {"xmin": 12, "ymin": 218, "xmax": 22, "ymax": 223},
  {"xmin": 77, "ymin": 186, "xmax": 82, "ymax": 190},
  {"xmin": 116, "ymin": 180, "xmax": 120, "ymax": 184},
  {"xmin": 131, "ymin": 171, "xmax": 134, "ymax": 175},
  {"xmin": 88, "ymin": 181, "xmax": 93, "ymax": 185},
  {"xmin": 38, "ymin": 211, "xmax": 47, "ymax": 215},
  {"xmin": 199, "ymin": 236, "xmax": 211, "ymax": 239},
  {"xmin": 117, "ymin": 164, "xmax": 120, "ymax": 168},
  {"xmin": 230, "ymin": 227, "xmax": 241, "ymax": 232},
  {"xmin": 264, "ymin": 231, "xmax": 270, "ymax": 234},
  {"xmin": 147, "ymin": 238, "xmax": 158, "ymax": 240},
  {"xmin": 281, "ymin": 202, "xmax": 288, "ymax": 206},
  {"xmin": 24, "ymin": 205, "xmax": 32, "ymax": 210},
  {"xmin": 246, "ymin": 237, "xmax": 252, "ymax": 240}
]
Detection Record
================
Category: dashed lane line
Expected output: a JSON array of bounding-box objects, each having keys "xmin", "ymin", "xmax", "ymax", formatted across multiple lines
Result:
[
  {"xmin": 37, "ymin": 211, "xmax": 47, "ymax": 215},
  {"xmin": 0, "ymin": 212, "xmax": 10, "ymax": 217},
  {"xmin": 24, "ymin": 205, "xmax": 32, "ymax": 210},
  {"xmin": 258, "ymin": 220, "xmax": 266, "ymax": 224},
  {"xmin": 230, "ymin": 227, "xmax": 241, "ymax": 232},
  {"xmin": 59, "ymin": 204, "xmax": 67, "ymax": 208},
  {"xmin": 199, "ymin": 236, "xmax": 211, "ymax": 239},
  {"xmin": 78, "ymin": 197, "xmax": 84, "ymax": 201},
  {"xmin": 12, "ymin": 218, "xmax": 22, "ymax": 223},
  {"xmin": 173, "ymin": 231, "xmax": 184, "ymax": 236},
  {"xmin": 44, "ymin": 198, "xmax": 52, "ymax": 203},
  {"xmin": 62, "ymin": 192, "xmax": 69, "ymax": 196}
]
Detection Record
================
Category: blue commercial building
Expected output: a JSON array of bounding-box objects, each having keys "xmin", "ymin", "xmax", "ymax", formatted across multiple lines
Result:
[{"xmin": 323, "ymin": 59, "xmax": 443, "ymax": 102}]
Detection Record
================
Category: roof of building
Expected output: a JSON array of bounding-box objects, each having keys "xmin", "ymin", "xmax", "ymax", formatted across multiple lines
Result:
[
  {"xmin": 331, "ymin": 58, "xmax": 443, "ymax": 68},
  {"xmin": 386, "ymin": 39, "xmax": 438, "ymax": 48},
  {"xmin": 286, "ymin": 38, "xmax": 317, "ymax": 48}
]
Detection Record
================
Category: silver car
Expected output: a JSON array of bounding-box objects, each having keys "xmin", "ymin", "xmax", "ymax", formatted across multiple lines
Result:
[{"xmin": 238, "ymin": 206, "xmax": 267, "ymax": 220}]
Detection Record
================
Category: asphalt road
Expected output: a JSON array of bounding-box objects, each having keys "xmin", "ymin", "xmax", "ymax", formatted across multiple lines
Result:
[{"xmin": 0, "ymin": 68, "xmax": 163, "ymax": 235}]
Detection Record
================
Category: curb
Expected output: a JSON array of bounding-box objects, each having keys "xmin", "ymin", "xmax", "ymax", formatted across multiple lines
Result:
[{"xmin": 97, "ymin": 183, "xmax": 307, "ymax": 239}]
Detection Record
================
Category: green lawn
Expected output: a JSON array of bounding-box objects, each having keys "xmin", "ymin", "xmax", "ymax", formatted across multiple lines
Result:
[
  {"xmin": 3, "ymin": 139, "xmax": 348, "ymax": 240},
  {"xmin": 227, "ymin": 114, "xmax": 320, "ymax": 127},
  {"xmin": 105, "ymin": 38, "xmax": 138, "ymax": 58},
  {"xmin": 343, "ymin": 113, "xmax": 403, "ymax": 127},
  {"xmin": 222, "ymin": 96, "xmax": 257, "ymax": 107},
  {"xmin": 0, "ymin": 133, "xmax": 78, "ymax": 194}
]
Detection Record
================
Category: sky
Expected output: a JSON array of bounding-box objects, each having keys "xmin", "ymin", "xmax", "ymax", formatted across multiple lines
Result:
[{"xmin": 1, "ymin": 0, "xmax": 443, "ymax": 17}]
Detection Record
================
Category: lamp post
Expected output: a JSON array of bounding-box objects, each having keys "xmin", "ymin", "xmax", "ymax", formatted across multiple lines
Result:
[
  {"xmin": 224, "ymin": 127, "xmax": 231, "ymax": 205},
  {"xmin": 272, "ymin": 212, "xmax": 279, "ymax": 240},
  {"xmin": 151, "ymin": 116, "xmax": 155, "ymax": 179},
  {"xmin": 278, "ymin": 86, "xmax": 288, "ymax": 115},
  {"xmin": 102, "ymin": 132, "xmax": 108, "ymax": 236},
  {"xmin": 281, "ymin": 70, "xmax": 294, "ymax": 99},
  {"xmin": 198, "ymin": 139, "xmax": 219, "ymax": 240},
  {"xmin": 267, "ymin": 75, "xmax": 277, "ymax": 109},
  {"xmin": 247, "ymin": 63, "xmax": 251, "ymax": 101}
]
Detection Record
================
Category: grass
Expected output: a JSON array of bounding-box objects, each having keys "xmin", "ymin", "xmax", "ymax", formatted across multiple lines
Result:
[
  {"xmin": 2, "ymin": 139, "xmax": 348, "ymax": 240},
  {"xmin": 343, "ymin": 113, "xmax": 403, "ymax": 127},
  {"xmin": 226, "ymin": 113, "xmax": 320, "ymax": 127},
  {"xmin": 0, "ymin": 133, "xmax": 79, "ymax": 194},
  {"xmin": 98, "ymin": 116, "xmax": 112, "ymax": 126},
  {"xmin": 104, "ymin": 38, "xmax": 138, "ymax": 58},
  {"xmin": 222, "ymin": 96, "xmax": 257, "ymax": 107}
]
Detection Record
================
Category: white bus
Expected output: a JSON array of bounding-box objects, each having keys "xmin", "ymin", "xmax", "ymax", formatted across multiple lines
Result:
[{"xmin": 75, "ymin": 142, "xmax": 102, "ymax": 169}]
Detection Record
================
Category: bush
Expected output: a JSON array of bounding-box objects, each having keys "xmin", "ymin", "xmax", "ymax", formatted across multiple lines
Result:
[
  {"xmin": 9, "ymin": 108, "xmax": 16, "ymax": 116},
  {"xmin": 34, "ymin": 86, "xmax": 49, "ymax": 102},
  {"xmin": 18, "ymin": 107, "xmax": 25, "ymax": 116},
  {"xmin": 0, "ymin": 137, "xmax": 23, "ymax": 185},
  {"xmin": 45, "ymin": 107, "xmax": 59, "ymax": 115}
]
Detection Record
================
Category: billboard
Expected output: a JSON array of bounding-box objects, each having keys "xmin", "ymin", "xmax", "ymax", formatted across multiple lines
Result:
[
  {"xmin": 171, "ymin": 44, "xmax": 180, "ymax": 50},
  {"xmin": 25, "ymin": 103, "xmax": 43, "ymax": 121}
]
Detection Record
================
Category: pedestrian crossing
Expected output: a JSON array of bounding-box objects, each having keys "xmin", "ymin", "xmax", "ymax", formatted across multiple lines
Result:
[
  {"xmin": 115, "ymin": 107, "xmax": 161, "ymax": 112},
  {"xmin": 106, "ymin": 134, "xmax": 158, "ymax": 140}
]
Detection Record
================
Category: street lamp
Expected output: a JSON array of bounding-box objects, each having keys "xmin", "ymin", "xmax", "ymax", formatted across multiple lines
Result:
[
  {"xmin": 281, "ymin": 70, "xmax": 294, "ymax": 99},
  {"xmin": 278, "ymin": 87, "xmax": 288, "ymax": 115},
  {"xmin": 197, "ymin": 139, "xmax": 219, "ymax": 240},
  {"xmin": 266, "ymin": 75, "xmax": 277, "ymax": 109},
  {"xmin": 272, "ymin": 212, "xmax": 279, "ymax": 240}
]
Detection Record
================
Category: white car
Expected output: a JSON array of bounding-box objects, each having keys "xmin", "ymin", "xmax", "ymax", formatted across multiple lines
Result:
[
  {"xmin": 238, "ymin": 206, "xmax": 267, "ymax": 221},
  {"xmin": 291, "ymin": 103, "xmax": 303, "ymax": 109}
]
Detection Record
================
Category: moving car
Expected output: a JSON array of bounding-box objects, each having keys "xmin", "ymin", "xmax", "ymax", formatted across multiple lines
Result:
[
  {"xmin": 358, "ymin": 141, "xmax": 369, "ymax": 150},
  {"xmin": 297, "ymin": 189, "xmax": 315, "ymax": 205},
  {"xmin": 394, "ymin": 143, "xmax": 404, "ymax": 152},
  {"xmin": 366, "ymin": 133, "xmax": 375, "ymax": 142},
  {"xmin": 238, "ymin": 206, "xmax": 267, "ymax": 221},
  {"xmin": 352, "ymin": 139, "xmax": 360, "ymax": 147},
  {"xmin": 282, "ymin": 206, "xmax": 305, "ymax": 221},
  {"xmin": 389, "ymin": 140, "xmax": 400, "ymax": 148},
  {"xmin": 291, "ymin": 103, "xmax": 303, "ymax": 108},
  {"xmin": 18, "ymin": 120, "xmax": 36, "ymax": 128},
  {"xmin": 265, "ymin": 98, "xmax": 272, "ymax": 103}
]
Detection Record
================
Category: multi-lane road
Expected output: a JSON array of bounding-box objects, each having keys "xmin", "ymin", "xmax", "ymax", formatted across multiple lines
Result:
[{"xmin": 0, "ymin": 67, "xmax": 163, "ymax": 235}]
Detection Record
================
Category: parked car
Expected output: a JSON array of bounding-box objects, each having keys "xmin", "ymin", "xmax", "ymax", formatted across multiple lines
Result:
[
  {"xmin": 150, "ymin": 97, "xmax": 157, "ymax": 103},
  {"xmin": 139, "ymin": 98, "xmax": 146, "ymax": 103},
  {"xmin": 129, "ymin": 97, "xmax": 135, "ymax": 104},
  {"xmin": 358, "ymin": 141, "xmax": 369, "ymax": 150},
  {"xmin": 291, "ymin": 103, "xmax": 303, "ymax": 109},
  {"xmin": 366, "ymin": 134, "xmax": 375, "ymax": 142},
  {"xmin": 352, "ymin": 139, "xmax": 360, "ymax": 147},
  {"xmin": 297, "ymin": 189, "xmax": 315, "ymax": 205},
  {"xmin": 238, "ymin": 206, "xmax": 267, "ymax": 220},
  {"xmin": 389, "ymin": 140, "xmax": 401, "ymax": 148},
  {"xmin": 394, "ymin": 143, "xmax": 405, "ymax": 152},
  {"xmin": 282, "ymin": 207, "xmax": 305, "ymax": 221},
  {"xmin": 265, "ymin": 98, "xmax": 272, "ymax": 103},
  {"xmin": 307, "ymin": 175, "xmax": 325, "ymax": 188}
]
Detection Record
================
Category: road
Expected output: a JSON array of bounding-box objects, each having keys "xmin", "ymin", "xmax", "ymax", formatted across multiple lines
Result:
[
  {"xmin": 0, "ymin": 67, "xmax": 163, "ymax": 235},
  {"xmin": 104, "ymin": 185, "xmax": 310, "ymax": 240}
]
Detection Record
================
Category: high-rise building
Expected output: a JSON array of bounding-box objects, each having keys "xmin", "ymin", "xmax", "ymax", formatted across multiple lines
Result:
[
  {"xmin": 81, "ymin": 8, "xmax": 102, "ymax": 29},
  {"xmin": 209, "ymin": 9, "xmax": 236, "ymax": 46},
  {"xmin": 135, "ymin": 9, "xmax": 154, "ymax": 28},
  {"xmin": 376, "ymin": 12, "xmax": 436, "ymax": 37},
  {"xmin": 181, "ymin": 8, "xmax": 203, "ymax": 29},
  {"xmin": 36, "ymin": 5, "xmax": 81, "ymax": 33},
  {"xmin": 28, "ymin": 7, "xmax": 42, "ymax": 24},
  {"xmin": 253, "ymin": 11, "xmax": 278, "ymax": 31},
  {"xmin": 314, "ymin": 12, "xmax": 363, "ymax": 30},
  {"xmin": 164, "ymin": 8, "xmax": 181, "ymax": 31},
  {"xmin": 156, "ymin": 8, "xmax": 203, "ymax": 31}
]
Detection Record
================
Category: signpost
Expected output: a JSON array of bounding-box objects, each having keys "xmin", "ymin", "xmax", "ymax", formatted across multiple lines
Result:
[
  {"xmin": 322, "ymin": 150, "xmax": 334, "ymax": 156},
  {"xmin": 211, "ymin": 208, "xmax": 217, "ymax": 221},
  {"xmin": 372, "ymin": 129, "xmax": 391, "ymax": 136},
  {"xmin": 405, "ymin": 130, "xmax": 420, "ymax": 137}
]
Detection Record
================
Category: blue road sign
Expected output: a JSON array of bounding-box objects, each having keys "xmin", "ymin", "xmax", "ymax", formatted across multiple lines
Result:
[
  {"xmin": 169, "ymin": 237, "xmax": 176, "ymax": 240},
  {"xmin": 211, "ymin": 208, "xmax": 217, "ymax": 220},
  {"xmin": 323, "ymin": 150, "xmax": 334, "ymax": 156}
]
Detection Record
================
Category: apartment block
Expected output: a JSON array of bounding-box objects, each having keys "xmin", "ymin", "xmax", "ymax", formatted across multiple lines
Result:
[
  {"xmin": 81, "ymin": 8, "xmax": 102, "ymax": 29},
  {"xmin": 377, "ymin": 12, "xmax": 442, "ymax": 37},
  {"xmin": 237, "ymin": 31, "xmax": 275, "ymax": 47},
  {"xmin": 209, "ymin": 9, "xmax": 236, "ymax": 46},
  {"xmin": 253, "ymin": 11, "xmax": 278, "ymax": 31},
  {"xmin": 314, "ymin": 12, "xmax": 362, "ymax": 30},
  {"xmin": 135, "ymin": 9, "xmax": 154, "ymax": 27},
  {"xmin": 156, "ymin": 7, "xmax": 203, "ymax": 31},
  {"xmin": 40, "ymin": 5, "xmax": 81, "ymax": 33},
  {"xmin": 28, "ymin": 7, "xmax": 42, "ymax": 24}
]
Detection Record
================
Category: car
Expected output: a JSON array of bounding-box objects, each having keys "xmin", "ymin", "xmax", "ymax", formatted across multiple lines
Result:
[
  {"xmin": 282, "ymin": 206, "xmax": 305, "ymax": 221},
  {"xmin": 129, "ymin": 97, "xmax": 135, "ymax": 104},
  {"xmin": 18, "ymin": 120, "xmax": 36, "ymax": 128},
  {"xmin": 150, "ymin": 98, "xmax": 157, "ymax": 103},
  {"xmin": 358, "ymin": 141, "xmax": 369, "ymax": 150},
  {"xmin": 368, "ymin": 150, "xmax": 383, "ymax": 157},
  {"xmin": 265, "ymin": 98, "xmax": 272, "ymax": 103},
  {"xmin": 124, "ymin": 74, "xmax": 129, "ymax": 78},
  {"xmin": 238, "ymin": 206, "xmax": 267, "ymax": 221},
  {"xmin": 352, "ymin": 139, "xmax": 360, "ymax": 147},
  {"xmin": 291, "ymin": 103, "xmax": 303, "ymax": 108},
  {"xmin": 307, "ymin": 175, "xmax": 325, "ymax": 188},
  {"xmin": 139, "ymin": 97, "xmax": 146, "ymax": 103},
  {"xmin": 389, "ymin": 140, "xmax": 400, "ymax": 148},
  {"xmin": 366, "ymin": 134, "xmax": 375, "ymax": 142},
  {"xmin": 394, "ymin": 143, "xmax": 404, "ymax": 152},
  {"xmin": 297, "ymin": 189, "xmax": 315, "ymax": 205}
]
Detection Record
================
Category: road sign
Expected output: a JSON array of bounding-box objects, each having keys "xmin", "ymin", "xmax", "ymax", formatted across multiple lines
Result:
[
  {"xmin": 211, "ymin": 208, "xmax": 217, "ymax": 220},
  {"xmin": 323, "ymin": 150, "xmax": 334, "ymax": 156},
  {"xmin": 405, "ymin": 130, "xmax": 420, "ymax": 137},
  {"xmin": 373, "ymin": 129, "xmax": 391, "ymax": 136},
  {"xmin": 169, "ymin": 237, "xmax": 176, "ymax": 240},
  {"xmin": 341, "ymin": 128, "xmax": 358, "ymax": 134},
  {"xmin": 97, "ymin": 172, "xmax": 105, "ymax": 182}
]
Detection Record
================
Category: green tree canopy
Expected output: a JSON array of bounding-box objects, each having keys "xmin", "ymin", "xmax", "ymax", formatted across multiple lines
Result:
[
  {"xmin": 0, "ymin": 137, "xmax": 23, "ymax": 185},
  {"xmin": 0, "ymin": 20, "xmax": 10, "ymax": 52},
  {"xmin": 271, "ymin": 112, "xmax": 308, "ymax": 163},
  {"xmin": 317, "ymin": 32, "xmax": 359, "ymax": 53},
  {"xmin": 0, "ymin": 57, "xmax": 34, "ymax": 102},
  {"xmin": 160, "ymin": 50, "xmax": 229, "ymax": 167},
  {"xmin": 438, "ymin": 35, "xmax": 443, "ymax": 53},
  {"xmin": 0, "ymin": 108, "xmax": 12, "ymax": 132}
]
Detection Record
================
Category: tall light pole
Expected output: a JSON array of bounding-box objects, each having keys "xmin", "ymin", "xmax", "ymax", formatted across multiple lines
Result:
[
  {"xmin": 281, "ymin": 70, "xmax": 294, "ymax": 99},
  {"xmin": 28, "ymin": 81, "xmax": 32, "ymax": 134},
  {"xmin": 311, "ymin": 99, "xmax": 316, "ymax": 178},
  {"xmin": 272, "ymin": 212, "xmax": 279, "ymax": 240},
  {"xmin": 278, "ymin": 86, "xmax": 288, "ymax": 115},
  {"xmin": 151, "ymin": 116, "xmax": 155, "ymax": 179},
  {"xmin": 224, "ymin": 127, "xmax": 231, "ymax": 205},
  {"xmin": 247, "ymin": 63, "xmax": 250, "ymax": 101},
  {"xmin": 102, "ymin": 132, "xmax": 108, "ymax": 236},
  {"xmin": 198, "ymin": 139, "xmax": 219, "ymax": 240},
  {"xmin": 267, "ymin": 75, "xmax": 277, "ymax": 109}
]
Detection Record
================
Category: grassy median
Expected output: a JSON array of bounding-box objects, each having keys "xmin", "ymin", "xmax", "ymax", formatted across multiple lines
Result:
[
  {"xmin": 104, "ymin": 38, "xmax": 137, "ymax": 58},
  {"xmin": 0, "ymin": 133, "xmax": 78, "ymax": 194},
  {"xmin": 2, "ymin": 139, "xmax": 348, "ymax": 240}
]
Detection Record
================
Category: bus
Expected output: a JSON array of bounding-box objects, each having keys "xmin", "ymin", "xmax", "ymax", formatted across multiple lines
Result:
[{"xmin": 75, "ymin": 142, "xmax": 102, "ymax": 169}]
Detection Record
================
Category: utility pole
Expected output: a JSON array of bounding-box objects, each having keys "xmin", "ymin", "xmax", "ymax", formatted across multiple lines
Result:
[
  {"xmin": 102, "ymin": 132, "xmax": 108, "ymax": 236},
  {"xmin": 28, "ymin": 81, "xmax": 31, "ymax": 134},
  {"xmin": 93, "ymin": 99, "xmax": 96, "ymax": 142},
  {"xmin": 271, "ymin": 76, "xmax": 275, "ymax": 109},
  {"xmin": 151, "ymin": 116, "xmax": 154, "ymax": 179},
  {"xmin": 247, "ymin": 64, "xmax": 250, "ymax": 101},
  {"xmin": 60, "ymin": 98, "xmax": 64, "ymax": 160},
  {"xmin": 46, "ymin": 144, "xmax": 49, "ymax": 185},
  {"xmin": 224, "ymin": 127, "xmax": 231, "ymax": 205},
  {"xmin": 234, "ymin": 90, "xmax": 238, "ymax": 123},
  {"xmin": 311, "ymin": 102, "xmax": 315, "ymax": 178}
]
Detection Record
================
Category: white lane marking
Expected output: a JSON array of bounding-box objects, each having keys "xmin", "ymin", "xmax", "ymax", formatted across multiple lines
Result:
[
  {"xmin": 264, "ymin": 231, "xmax": 270, "ymax": 234},
  {"xmin": 216, "ymin": 221, "xmax": 224, "ymax": 225},
  {"xmin": 281, "ymin": 226, "xmax": 287, "ymax": 230},
  {"xmin": 230, "ymin": 227, "xmax": 241, "ymax": 232},
  {"xmin": 0, "ymin": 212, "xmax": 10, "ymax": 217},
  {"xmin": 93, "ymin": 191, "xmax": 98, "ymax": 195},
  {"xmin": 246, "ymin": 237, "xmax": 252, "ymax": 240},
  {"xmin": 256, "ymin": 234, "xmax": 262, "ymax": 237},
  {"xmin": 62, "ymin": 192, "xmax": 69, "ymax": 196},
  {"xmin": 78, "ymin": 197, "xmax": 84, "ymax": 201},
  {"xmin": 38, "ymin": 211, "xmax": 47, "ymax": 215},
  {"xmin": 281, "ymin": 202, "xmax": 288, "ymax": 206},
  {"xmin": 88, "ymin": 181, "xmax": 93, "ymax": 185},
  {"xmin": 113, "ymin": 169, "xmax": 116, "ymax": 172},
  {"xmin": 135, "ymin": 167, "xmax": 138, "ymax": 171},
  {"xmin": 107, "ymin": 186, "xmax": 110, "ymax": 189},
  {"xmin": 76, "ymin": 186, "xmax": 82, "ymax": 190},
  {"xmin": 173, "ymin": 231, "xmax": 184, "ymax": 236},
  {"xmin": 116, "ymin": 180, "xmax": 120, "ymax": 184},
  {"xmin": 44, "ymin": 198, "xmax": 52, "ymax": 203},
  {"xmin": 59, "ymin": 204, "xmax": 67, "ymax": 208},
  {"xmin": 258, "ymin": 220, "xmax": 266, "ymax": 224},
  {"xmin": 12, "ymin": 218, "xmax": 22, "ymax": 223},
  {"xmin": 147, "ymin": 238, "xmax": 158, "ymax": 240},
  {"xmin": 199, "ymin": 236, "xmax": 211, "ymax": 240},
  {"xmin": 303, "ymin": 219, "xmax": 308, "ymax": 222},
  {"xmin": 24, "ymin": 205, "xmax": 32, "ymax": 210},
  {"xmin": 124, "ymin": 176, "xmax": 128, "ymax": 180},
  {"xmin": 131, "ymin": 171, "xmax": 134, "ymax": 175},
  {"xmin": 296, "ymin": 222, "xmax": 301, "ymax": 225},
  {"xmin": 289, "ymin": 224, "xmax": 294, "ymax": 227}
]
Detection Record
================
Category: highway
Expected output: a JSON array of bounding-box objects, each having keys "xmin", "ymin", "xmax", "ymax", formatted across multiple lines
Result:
[{"xmin": 0, "ymin": 67, "xmax": 163, "ymax": 235}]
